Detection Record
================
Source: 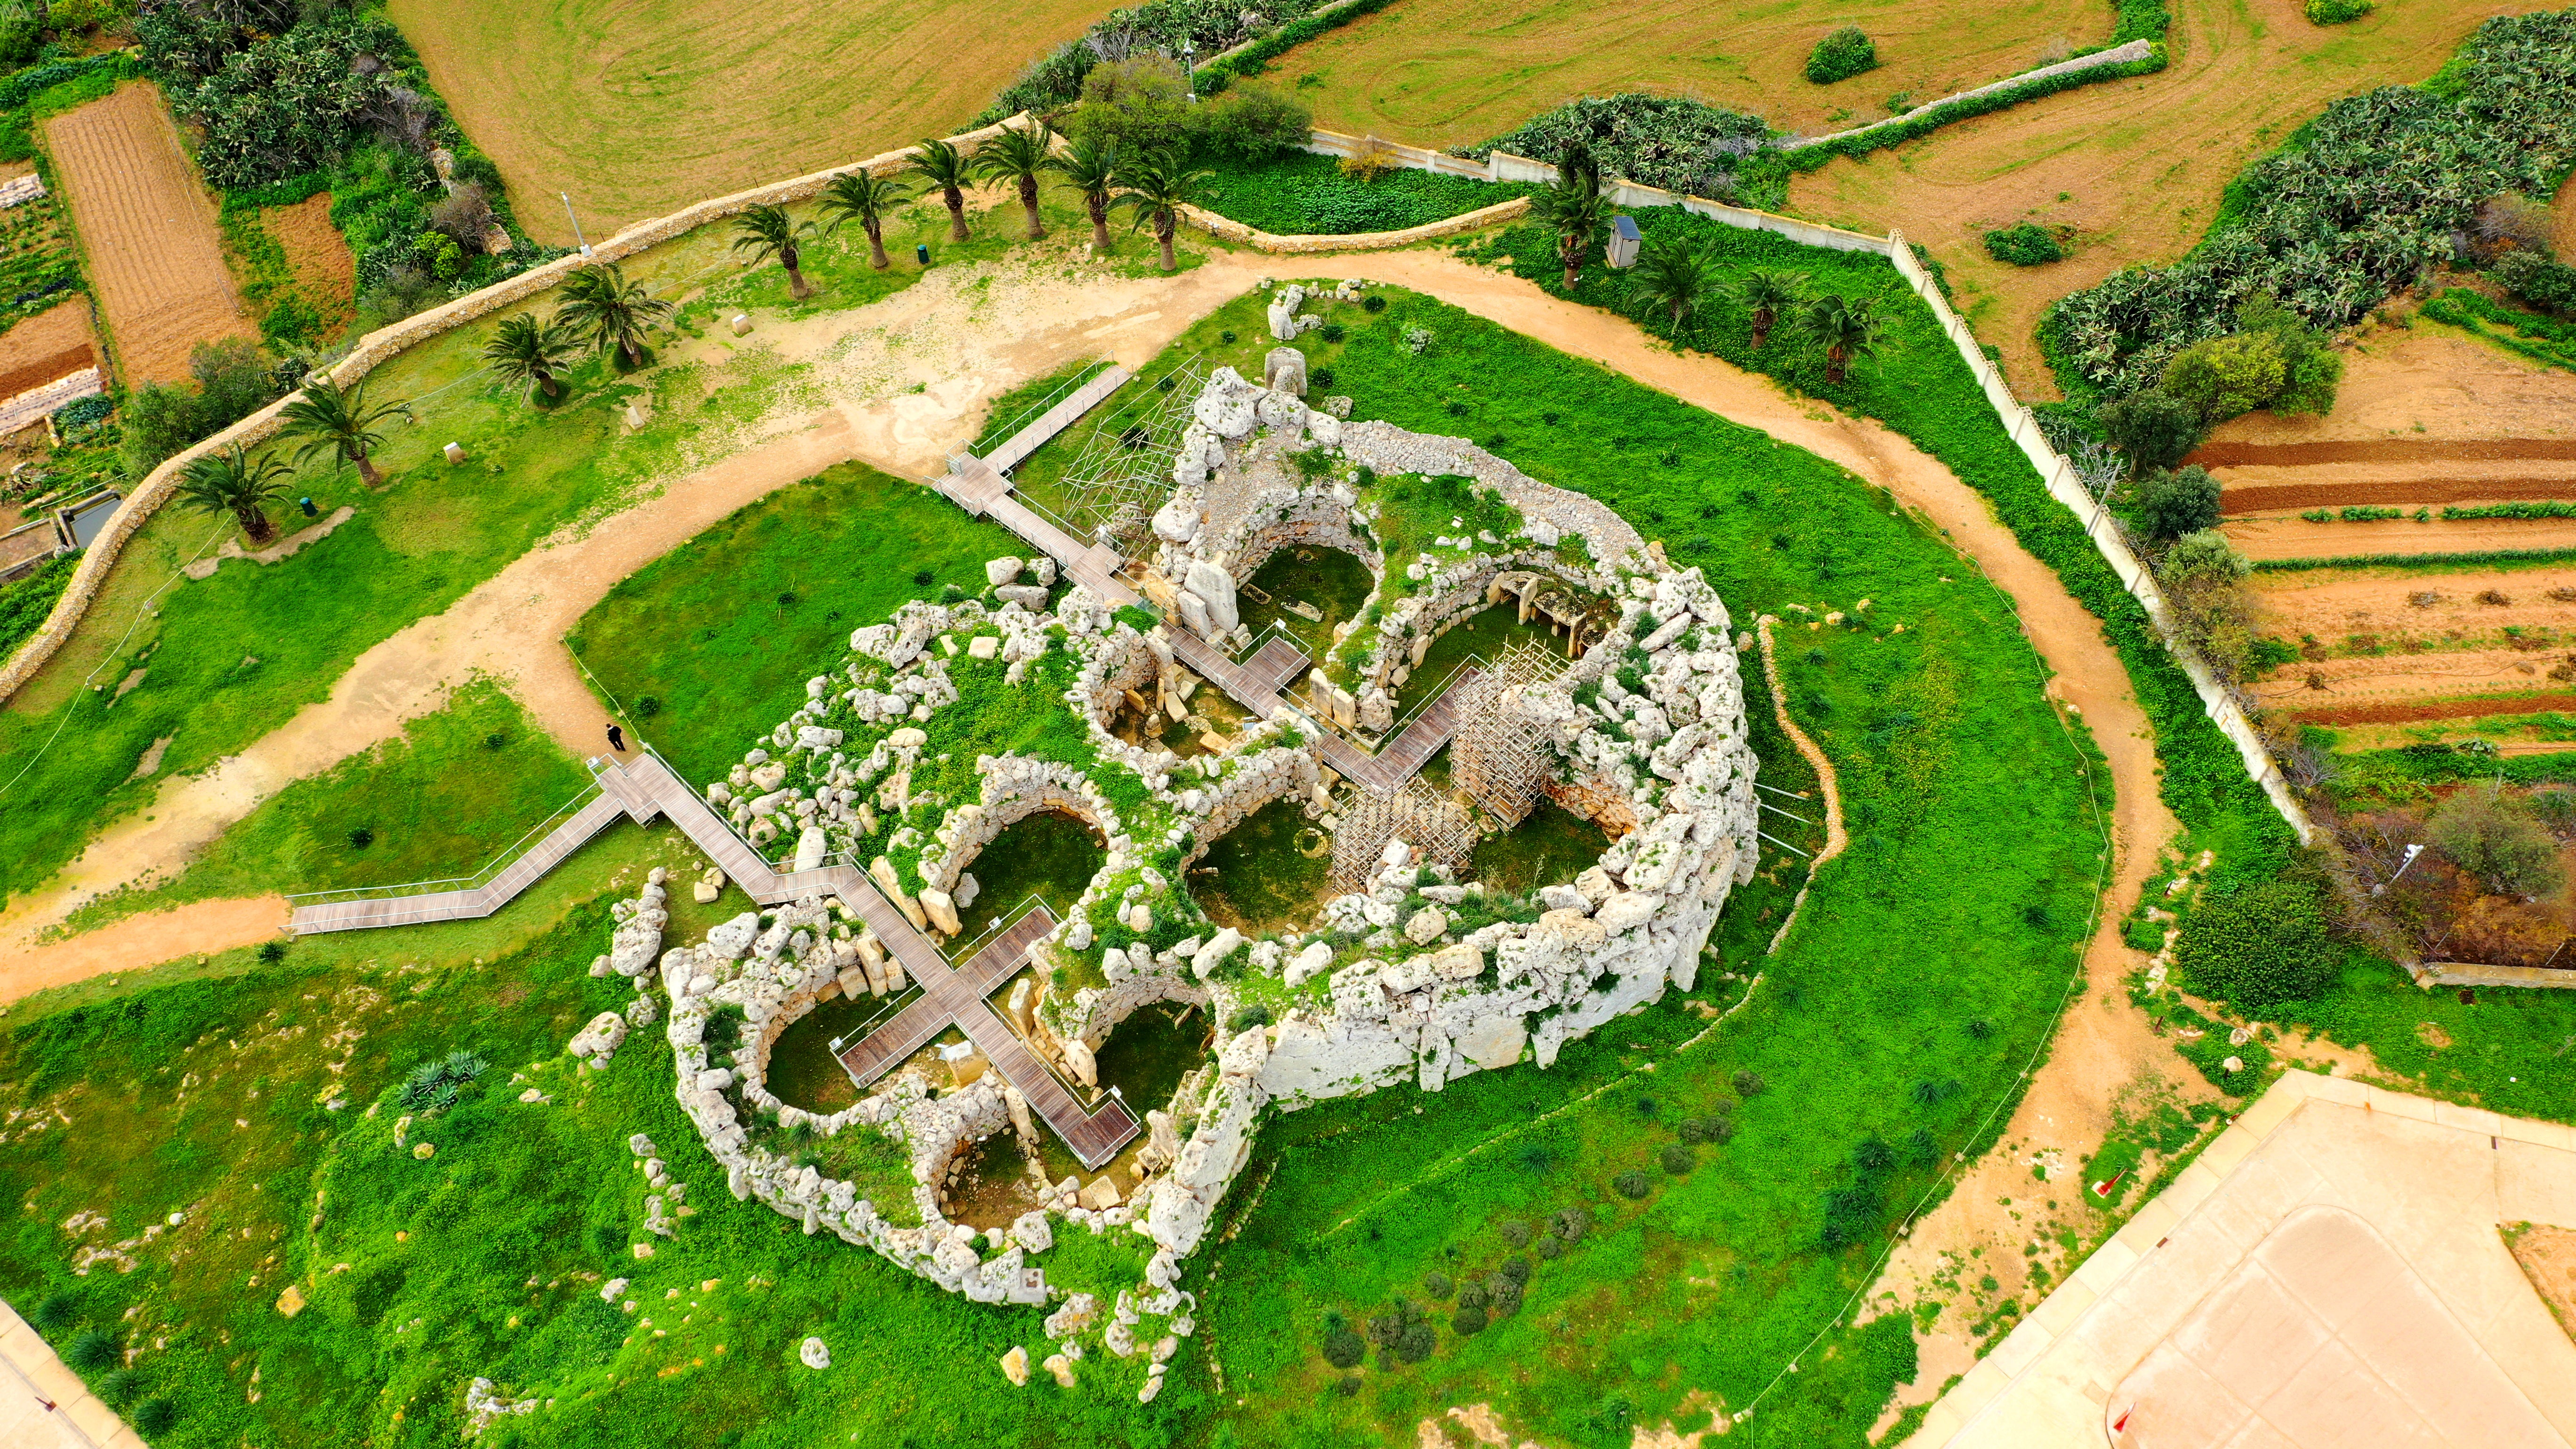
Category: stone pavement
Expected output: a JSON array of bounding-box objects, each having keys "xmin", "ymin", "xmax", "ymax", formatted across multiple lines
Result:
[
  {"xmin": 1916, "ymin": 1070, "xmax": 2576, "ymax": 1449},
  {"xmin": 0, "ymin": 1298, "xmax": 141, "ymax": 1449}
]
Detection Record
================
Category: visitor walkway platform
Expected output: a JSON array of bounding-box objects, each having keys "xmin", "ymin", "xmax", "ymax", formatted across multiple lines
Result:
[{"xmin": 292, "ymin": 749, "xmax": 1138, "ymax": 1168}]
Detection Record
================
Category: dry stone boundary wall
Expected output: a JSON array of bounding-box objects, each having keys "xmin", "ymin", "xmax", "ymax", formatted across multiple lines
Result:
[{"xmin": 0, "ymin": 114, "xmax": 1037, "ymax": 706}]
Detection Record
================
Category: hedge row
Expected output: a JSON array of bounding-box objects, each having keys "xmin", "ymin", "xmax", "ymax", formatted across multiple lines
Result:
[{"xmin": 1199, "ymin": 0, "xmax": 1395, "ymax": 88}]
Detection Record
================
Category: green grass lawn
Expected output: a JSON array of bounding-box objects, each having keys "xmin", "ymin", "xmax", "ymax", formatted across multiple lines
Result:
[
  {"xmin": 950, "ymin": 809, "xmax": 1107, "ymax": 944},
  {"xmin": 1188, "ymin": 795, "xmax": 1332, "ymax": 934},
  {"xmin": 1239, "ymin": 545, "xmax": 1374, "ymax": 660},
  {"xmin": 1192, "ymin": 152, "xmax": 1533, "ymax": 236},
  {"xmin": 563, "ymin": 460, "xmax": 1023, "ymax": 786}
]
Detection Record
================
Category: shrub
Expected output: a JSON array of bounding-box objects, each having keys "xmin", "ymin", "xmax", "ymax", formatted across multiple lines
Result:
[
  {"xmin": 1469, "ymin": 94, "xmax": 1766, "ymax": 201},
  {"xmin": 2305, "ymin": 0, "xmax": 2371, "ymax": 22},
  {"xmin": 2163, "ymin": 529, "xmax": 2249, "ymax": 585},
  {"xmin": 2162, "ymin": 332, "xmax": 2286, "ymax": 423},
  {"xmin": 1551, "ymin": 1206, "xmax": 1590, "ymax": 1242},
  {"xmin": 2099, "ymin": 389, "xmax": 2204, "ymax": 473},
  {"xmin": 1660, "ymin": 1143, "xmax": 1695, "ymax": 1175},
  {"xmin": 2136, "ymin": 465, "xmax": 2222, "ymax": 540},
  {"xmin": 1483, "ymin": 1273, "xmax": 1522, "ymax": 1312},
  {"xmin": 1455, "ymin": 1282, "xmax": 1487, "ymax": 1310},
  {"xmin": 1224, "ymin": 1003, "xmax": 1272, "ymax": 1032},
  {"xmin": 1453, "ymin": 1304, "xmax": 1488, "ymax": 1335},
  {"xmin": 1731, "ymin": 1069, "xmax": 1765, "ymax": 1097},
  {"xmin": 1362, "ymin": 294, "xmax": 1387, "ymax": 313},
  {"xmin": 1805, "ymin": 26, "xmax": 1879, "ymax": 84},
  {"xmin": 1497, "ymin": 1219, "xmax": 1531, "ymax": 1248},
  {"xmin": 1497, "ymin": 1256, "xmax": 1530, "ymax": 1285},
  {"xmin": 1421, "ymin": 1272, "xmax": 1452, "ymax": 1300},
  {"xmin": 635, "ymin": 695, "xmax": 662, "ymax": 719},
  {"xmin": 1983, "ymin": 223, "xmax": 2064, "ymax": 266},
  {"xmin": 1191, "ymin": 80, "xmax": 1312, "ymax": 159},
  {"xmin": 1319, "ymin": 1314, "xmax": 1364, "ymax": 1368},
  {"xmin": 1067, "ymin": 56, "xmax": 1192, "ymax": 157},
  {"xmin": 1310, "ymin": 366, "xmax": 1336, "ymax": 389},
  {"xmin": 32, "ymin": 1294, "xmax": 77, "ymax": 1333},
  {"xmin": 2174, "ymin": 877, "xmax": 2341, "ymax": 1011},
  {"xmin": 258, "ymin": 941, "xmax": 287, "ymax": 965},
  {"xmin": 1396, "ymin": 1320, "xmax": 1436, "ymax": 1362},
  {"xmin": 133, "ymin": 1400, "xmax": 177, "ymax": 1435},
  {"xmin": 1319, "ymin": 322, "xmax": 1345, "ymax": 343},
  {"xmin": 2496, "ymin": 248, "xmax": 2576, "ymax": 317},
  {"xmin": 100, "ymin": 1368, "xmax": 142, "ymax": 1406},
  {"xmin": 1612, "ymin": 1169, "xmax": 1650, "ymax": 1199},
  {"xmin": 1534, "ymin": 1235, "xmax": 1563, "ymax": 1259},
  {"xmin": 346, "ymin": 826, "xmax": 374, "ymax": 849},
  {"xmin": 2429, "ymin": 789, "xmax": 2566, "ymax": 898},
  {"xmin": 67, "ymin": 1329, "xmax": 117, "ymax": 1371},
  {"xmin": 121, "ymin": 338, "xmax": 287, "ymax": 472},
  {"xmin": 428, "ymin": 182, "xmax": 494, "ymax": 250},
  {"xmin": 1852, "ymin": 1136, "xmax": 1895, "ymax": 1174}
]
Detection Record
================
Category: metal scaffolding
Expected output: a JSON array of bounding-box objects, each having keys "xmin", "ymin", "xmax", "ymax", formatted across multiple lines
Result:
[
  {"xmin": 1328, "ymin": 776, "xmax": 1476, "ymax": 894},
  {"xmin": 1028, "ymin": 354, "xmax": 1208, "ymax": 557},
  {"xmin": 1449, "ymin": 639, "xmax": 1562, "ymax": 827}
]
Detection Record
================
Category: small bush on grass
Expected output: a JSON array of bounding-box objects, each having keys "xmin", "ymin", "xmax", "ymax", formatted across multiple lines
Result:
[
  {"xmin": 1453, "ymin": 1303, "xmax": 1488, "ymax": 1334},
  {"xmin": 2305, "ymin": 0, "xmax": 2371, "ymax": 23},
  {"xmin": 2136, "ymin": 465, "xmax": 2221, "ymax": 540},
  {"xmin": 1732, "ymin": 1068, "xmax": 1765, "ymax": 1097},
  {"xmin": 2174, "ymin": 876, "xmax": 2340, "ymax": 1012},
  {"xmin": 1497, "ymin": 1219, "xmax": 1531, "ymax": 1247},
  {"xmin": 1983, "ymin": 223, "xmax": 2063, "ymax": 266},
  {"xmin": 1612, "ymin": 1169, "xmax": 1651, "ymax": 1199},
  {"xmin": 2100, "ymin": 389, "xmax": 2203, "ymax": 474},
  {"xmin": 133, "ymin": 1400, "xmax": 177, "ymax": 1435},
  {"xmin": 1422, "ymin": 1272, "xmax": 1452, "ymax": 1299},
  {"xmin": 1551, "ymin": 1205, "xmax": 1590, "ymax": 1241},
  {"xmin": 67, "ymin": 1329, "xmax": 117, "ymax": 1371},
  {"xmin": 1806, "ymin": 27, "xmax": 1879, "ymax": 84},
  {"xmin": 2496, "ymin": 249, "xmax": 2576, "ymax": 317},
  {"xmin": 1225, "ymin": 1003, "xmax": 1272, "ymax": 1032},
  {"xmin": 1660, "ymin": 1143, "xmax": 1695, "ymax": 1174},
  {"xmin": 2429, "ymin": 789, "xmax": 2565, "ymax": 898},
  {"xmin": 1319, "ymin": 1312, "xmax": 1364, "ymax": 1368}
]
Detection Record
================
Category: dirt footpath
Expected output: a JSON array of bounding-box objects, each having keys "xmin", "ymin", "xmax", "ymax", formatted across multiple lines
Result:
[{"xmin": 42, "ymin": 82, "xmax": 255, "ymax": 386}]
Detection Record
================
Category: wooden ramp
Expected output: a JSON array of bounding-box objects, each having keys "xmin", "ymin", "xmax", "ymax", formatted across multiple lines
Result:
[
  {"xmin": 983, "ymin": 365, "xmax": 1131, "ymax": 474},
  {"xmin": 290, "ymin": 782, "xmax": 631, "ymax": 934}
]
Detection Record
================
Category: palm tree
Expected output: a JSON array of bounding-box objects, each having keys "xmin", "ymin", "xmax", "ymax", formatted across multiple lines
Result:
[
  {"xmin": 175, "ymin": 445, "xmax": 292, "ymax": 544},
  {"xmin": 1525, "ymin": 143, "xmax": 1614, "ymax": 290},
  {"xmin": 1047, "ymin": 135, "xmax": 1120, "ymax": 255},
  {"xmin": 1730, "ymin": 268, "xmax": 1806, "ymax": 350},
  {"xmin": 975, "ymin": 121, "xmax": 1054, "ymax": 242},
  {"xmin": 908, "ymin": 137, "xmax": 974, "ymax": 243},
  {"xmin": 557, "ymin": 263, "xmax": 672, "ymax": 369},
  {"xmin": 483, "ymin": 312, "xmax": 580, "ymax": 399},
  {"xmin": 818, "ymin": 170, "xmax": 913, "ymax": 270},
  {"xmin": 1113, "ymin": 152, "xmax": 1211, "ymax": 273},
  {"xmin": 1625, "ymin": 234, "xmax": 1713, "ymax": 333},
  {"xmin": 1799, "ymin": 293, "xmax": 1890, "ymax": 385},
  {"xmin": 279, "ymin": 374, "xmax": 406, "ymax": 488},
  {"xmin": 733, "ymin": 203, "xmax": 818, "ymax": 299}
]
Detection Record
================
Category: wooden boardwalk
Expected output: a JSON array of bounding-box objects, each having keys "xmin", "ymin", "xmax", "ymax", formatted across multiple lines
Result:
[
  {"xmin": 983, "ymin": 365, "xmax": 1131, "ymax": 474},
  {"xmin": 289, "ymin": 780, "xmax": 632, "ymax": 934}
]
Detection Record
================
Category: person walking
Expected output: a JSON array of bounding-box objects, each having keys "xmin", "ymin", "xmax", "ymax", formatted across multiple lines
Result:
[{"xmin": 607, "ymin": 722, "xmax": 627, "ymax": 753}]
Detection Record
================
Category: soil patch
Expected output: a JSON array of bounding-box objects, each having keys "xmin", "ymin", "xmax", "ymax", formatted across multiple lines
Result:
[
  {"xmin": 2225, "ymin": 514, "xmax": 2576, "ymax": 562},
  {"xmin": 42, "ymin": 82, "xmax": 255, "ymax": 386},
  {"xmin": 2197, "ymin": 439, "xmax": 2576, "ymax": 469},
  {"xmin": 1271, "ymin": 0, "xmax": 2104, "ymax": 150},
  {"xmin": 264, "ymin": 192, "xmax": 357, "ymax": 335},
  {"xmin": 2508, "ymin": 1223, "xmax": 2576, "ymax": 1347},
  {"xmin": 1787, "ymin": 0, "xmax": 2570, "ymax": 394},
  {"xmin": 386, "ymin": 0, "xmax": 1118, "ymax": 245},
  {"xmin": 3, "ymin": 895, "xmax": 286, "ymax": 1006},
  {"xmin": 0, "ymin": 298, "xmax": 96, "ymax": 399},
  {"xmin": 2221, "ymin": 468, "xmax": 2576, "ymax": 515},
  {"xmin": 2272, "ymin": 690, "xmax": 2576, "ymax": 728},
  {"xmin": 2247, "ymin": 565, "xmax": 2576, "ymax": 649},
  {"xmin": 2253, "ymin": 645, "xmax": 2576, "ymax": 710}
]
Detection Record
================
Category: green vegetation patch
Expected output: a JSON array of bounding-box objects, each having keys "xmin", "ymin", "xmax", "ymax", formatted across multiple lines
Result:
[
  {"xmin": 950, "ymin": 808, "xmax": 1106, "ymax": 942},
  {"xmin": 1804, "ymin": 26, "xmax": 1878, "ymax": 85},
  {"xmin": 1189, "ymin": 796, "xmax": 1332, "ymax": 934},
  {"xmin": 565, "ymin": 460, "xmax": 1022, "ymax": 784},
  {"xmin": 2421, "ymin": 288, "xmax": 2576, "ymax": 372},
  {"xmin": 1193, "ymin": 151, "xmax": 1533, "ymax": 236},
  {"xmin": 0, "ymin": 553, "xmax": 74, "ymax": 662}
]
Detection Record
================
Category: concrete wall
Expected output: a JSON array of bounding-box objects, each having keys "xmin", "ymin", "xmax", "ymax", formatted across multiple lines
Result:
[
  {"xmin": 0, "ymin": 114, "xmax": 1038, "ymax": 706},
  {"xmin": 1178, "ymin": 193, "xmax": 1530, "ymax": 254},
  {"xmin": 1884, "ymin": 233, "xmax": 2314, "ymax": 842}
]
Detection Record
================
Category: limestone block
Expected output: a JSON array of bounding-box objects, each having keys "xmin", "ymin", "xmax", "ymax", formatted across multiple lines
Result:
[
  {"xmin": 984, "ymin": 556, "xmax": 1026, "ymax": 588},
  {"xmin": 1264, "ymin": 346, "xmax": 1307, "ymax": 396},
  {"xmin": 1428, "ymin": 942, "xmax": 1484, "ymax": 981},
  {"xmin": 1455, "ymin": 1012, "xmax": 1527, "ymax": 1071},
  {"xmin": 1285, "ymin": 940, "xmax": 1334, "ymax": 986},
  {"xmin": 1000, "ymin": 1346, "xmax": 1030, "ymax": 1386},
  {"xmin": 1538, "ymin": 882, "xmax": 1588, "ymax": 914},
  {"xmin": 693, "ymin": 869, "xmax": 724, "ymax": 905},
  {"xmin": 1009, "ymin": 1209, "xmax": 1053, "ymax": 1254},
  {"xmin": 1077, "ymin": 1175, "xmax": 1122, "ymax": 1210},
  {"xmin": 1044, "ymin": 1353, "xmax": 1076, "ymax": 1388},
  {"xmin": 794, "ymin": 826, "xmax": 829, "ymax": 872},
  {"xmin": 1592, "ymin": 891, "xmax": 1658, "ymax": 934},
  {"xmin": 1404, "ymin": 906, "xmax": 1449, "ymax": 945}
]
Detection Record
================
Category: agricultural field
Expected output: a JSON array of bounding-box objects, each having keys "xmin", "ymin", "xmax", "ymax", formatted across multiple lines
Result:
[
  {"xmin": 0, "ymin": 167, "xmax": 78, "ymax": 352},
  {"xmin": 40, "ymin": 81, "xmax": 255, "ymax": 385},
  {"xmin": 1791, "ymin": 0, "xmax": 2573, "ymax": 391},
  {"xmin": 387, "ymin": 0, "xmax": 1119, "ymax": 244},
  {"xmin": 1261, "ymin": 0, "xmax": 2105, "ymax": 153},
  {"xmin": 0, "ymin": 296, "xmax": 93, "ymax": 399}
]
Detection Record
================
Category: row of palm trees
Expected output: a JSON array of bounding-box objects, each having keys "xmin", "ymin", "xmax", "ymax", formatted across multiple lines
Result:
[
  {"xmin": 172, "ymin": 121, "xmax": 1218, "ymax": 541},
  {"xmin": 173, "ymin": 374, "xmax": 411, "ymax": 544},
  {"xmin": 1524, "ymin": 143, "xmax": 1892, "ymax": 385}
]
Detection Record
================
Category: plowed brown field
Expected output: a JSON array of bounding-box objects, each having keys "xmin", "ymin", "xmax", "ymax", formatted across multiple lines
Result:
[
  {"xmin": 43, "ymin": 82, "xmax": 254, "ymax": 385},
  {"xmin": 2225, "ymin": 514, "xmax": 2576, "ymax": 562},
  {"xmin": 2250, "ymin": 566, "xmax": 2576, "ymax": 724},
  {"xmin": 0, "ymin": 298, "xmax": 96, "ymax": 399}
]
